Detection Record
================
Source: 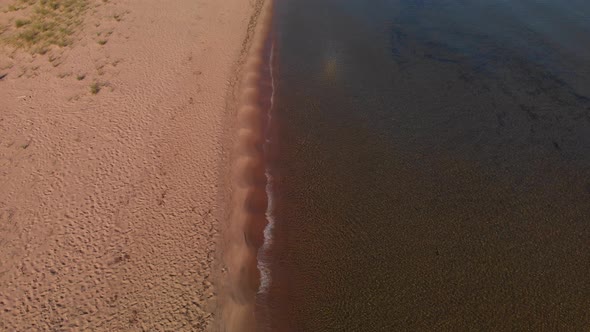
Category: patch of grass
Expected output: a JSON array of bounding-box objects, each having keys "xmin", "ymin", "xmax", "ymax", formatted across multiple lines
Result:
[
  {"xmin": 6, "ymin": 0, "xmax": 32, "ymax": 12},
  {"xmin": 15, "ymin": 19, "xmax": 31, "ymax": 28},
  {"xmin": 76, "ymin": 73, "xmax": 85, "ymax": 80},
  {"xmin": 97, "ymin": 39, "xmax": 107, "ymax": 45},
  {"xmin": 4, "ymin": 0, "xmax": 89, "ymax": 54},
  {"xmin": 90, "ymin": 81, "xmax": 101, "ymax": 94}
]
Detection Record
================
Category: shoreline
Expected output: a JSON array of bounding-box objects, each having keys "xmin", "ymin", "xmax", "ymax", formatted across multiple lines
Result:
[
  {"xmin": 0, "ymin": 0, "xmax": 267, "ymax": 330},
  {"xmin": 217, "ymin": 0, "xmax": 275, "ymax": 329}
]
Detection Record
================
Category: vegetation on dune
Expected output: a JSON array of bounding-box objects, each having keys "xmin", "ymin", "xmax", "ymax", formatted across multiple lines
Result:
[
  {"xmin": 2, "ymin": 0, "xmax": 89, "ymax": 54},
  {"xmin": 90, "ymin": 81, "xmax": 101, "ymax": 94}
]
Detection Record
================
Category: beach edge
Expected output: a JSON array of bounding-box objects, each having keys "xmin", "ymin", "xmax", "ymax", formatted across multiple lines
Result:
[{"xmin": 216, "ymin": 0, "xmax": 274, "ymax": 330}]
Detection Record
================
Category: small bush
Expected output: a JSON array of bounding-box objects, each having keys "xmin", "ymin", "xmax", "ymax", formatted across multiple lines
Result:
[
  {"xmin": 90, "ymin": 82, "xmax": 101, "ymax": 94},
  {"xmin": 15, "ymin": 19, "xmax": 31, "ymax": 28}
]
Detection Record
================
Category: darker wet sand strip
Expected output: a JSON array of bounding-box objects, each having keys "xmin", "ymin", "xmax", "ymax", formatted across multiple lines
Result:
[{"xmin": 217, "ymin": 0, "xmax": 275, "ymax": 330}]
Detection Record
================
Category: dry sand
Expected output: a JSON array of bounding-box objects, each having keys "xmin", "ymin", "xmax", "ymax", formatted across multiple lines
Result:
[{"xmin": 0, "ymin": 0, "xmax": 267, "ymax": 330}]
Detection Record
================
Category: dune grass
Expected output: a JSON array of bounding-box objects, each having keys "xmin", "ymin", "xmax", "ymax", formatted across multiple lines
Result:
[
  {"xmin": 90, "ymin": 81, "xmax": 101, "ymax": 94},
  {"xmin": 3, "ymin": 0, "xmax": 89, "ymax": 54}
]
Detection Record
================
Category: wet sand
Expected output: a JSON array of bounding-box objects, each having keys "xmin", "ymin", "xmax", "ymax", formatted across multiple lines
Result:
[
  {"xmin": 219, "ymin": 0, "xmax": 275, "ymax": 329},
  {"xmin": 0, "ymin": 0, "xmax": 265, "ymax": 330}
]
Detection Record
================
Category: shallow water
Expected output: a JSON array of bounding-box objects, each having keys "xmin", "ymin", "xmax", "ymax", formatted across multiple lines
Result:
[{"xmin": 260, "ymin": 0, "xmax": 590, "ymax": 330}]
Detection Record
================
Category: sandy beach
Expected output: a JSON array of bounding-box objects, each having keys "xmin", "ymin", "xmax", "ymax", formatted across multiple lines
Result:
[{"xmin": 0, "ymin": 0, "xmax": 266, "ymax": 330}]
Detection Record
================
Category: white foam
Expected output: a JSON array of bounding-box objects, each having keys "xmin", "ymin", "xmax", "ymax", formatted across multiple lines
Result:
[{"xmin": 257, "ymin": 40, "xmax": 276, "ymax": 296}]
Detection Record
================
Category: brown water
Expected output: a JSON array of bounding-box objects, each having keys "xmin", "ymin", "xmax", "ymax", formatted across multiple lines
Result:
[{"xmin": 258, "ymin": 0, "xmax": 590, "ymax": 330}]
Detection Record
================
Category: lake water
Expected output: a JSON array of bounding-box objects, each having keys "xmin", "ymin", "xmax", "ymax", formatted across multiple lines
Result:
[{"xmin": 259, "ymin": 0, "xmax": 590, "ymax": 330}]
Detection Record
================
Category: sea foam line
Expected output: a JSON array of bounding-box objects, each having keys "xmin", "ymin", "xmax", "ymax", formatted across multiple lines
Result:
[
  {"xmin": 257, "ymin": 40, "xmax": 275, "ymax": 295},
  {"xmin": 222, "ymin": 0, "xmax": 274, "ymax": 329}
]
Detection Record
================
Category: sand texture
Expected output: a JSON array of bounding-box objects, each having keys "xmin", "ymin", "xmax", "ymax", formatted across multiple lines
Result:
[{"xmin": 0, "ymin": 0, "xmax": 259, "ymax": 330}]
